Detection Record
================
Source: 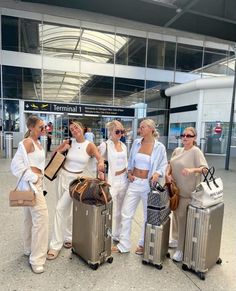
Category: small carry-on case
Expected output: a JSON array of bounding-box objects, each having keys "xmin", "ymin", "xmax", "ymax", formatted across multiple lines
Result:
[
  {"xmin": 142, "ymin": 217, "xmax": 170, "ymax": 270},
  {"xmin": 71, "ymin": 199, "xmax": 113, "ymax": 270},
  {"xmin": 182, "ymin": 202, "xmax": 224, "ymax": 280}
]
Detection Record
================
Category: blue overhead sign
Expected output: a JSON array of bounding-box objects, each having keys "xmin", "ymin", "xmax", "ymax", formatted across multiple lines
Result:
[{"xmin": 24, "ymin": 101, "xmax": 135, "ymax": 117}]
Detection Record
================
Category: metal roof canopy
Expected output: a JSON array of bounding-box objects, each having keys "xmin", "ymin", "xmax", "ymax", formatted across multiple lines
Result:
[{"xmin": 20, "ymin": 0, "xmax": 236, "ymax": 43}]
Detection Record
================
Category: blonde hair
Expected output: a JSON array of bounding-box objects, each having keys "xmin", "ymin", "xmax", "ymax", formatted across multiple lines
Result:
[
  {"xmin": 24, "ymin": 115, "xmax": 43, "ymax": 138},
  {"xmin": 106, "ymin": 120, "xmax": 124, "ymax": 136},
  {"xmin": 140, "ymin": 118, "xmax": 160, "ymax": 139},
  {"xmin": 70, "ymin": 120, "xmax": 84, "ymax": 133},
  {"xmin": 183, "ymin": 127, "xmax": 197, "ymax": 145}
]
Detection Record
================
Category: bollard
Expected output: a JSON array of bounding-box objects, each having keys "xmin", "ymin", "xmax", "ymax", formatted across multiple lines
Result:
[
  {"xmin": 200, "ymin": 137, "xmax": 206, "ymax": 154},
  {"xmin": 0, "ymin": 131, "xmax": 4, "ymax": 151},
  {"xmin": 4, "ymin": 133, "xmax": 13, "ymax": 159},
  {"xmin": 41, "ymin": 135, "xmax": 48, "ymax": 157}
]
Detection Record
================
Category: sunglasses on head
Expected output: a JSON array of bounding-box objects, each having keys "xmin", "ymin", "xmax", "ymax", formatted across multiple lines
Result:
[
  {"xmin": 115, "ymin": 130, "xmax": 125, "ymax": 135},
  {"xmin": 180, "ymin": 134, "xmax": 195, "ymax": 138}
]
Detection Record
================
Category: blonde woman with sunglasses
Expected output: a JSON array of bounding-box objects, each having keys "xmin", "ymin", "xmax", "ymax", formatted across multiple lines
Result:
[
  {"xmin": 165, "ymin": 127, "xmax": 208, "ymax": 262},
  {"xmin": 98, "ymin": 120, "xmax": 128, "ymax": 242},
  {"xmin": 11, "ymin": 115, "xmax": 48, "ymax": 274},
  {"xmin": 47, "ymin": 120, "xmax": 104, "ymax": 260}
]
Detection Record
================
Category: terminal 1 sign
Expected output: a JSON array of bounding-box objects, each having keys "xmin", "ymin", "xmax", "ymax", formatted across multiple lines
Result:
[{"xmin": 24, "ymin": 101, "xmax": 135, "ymax": 117}]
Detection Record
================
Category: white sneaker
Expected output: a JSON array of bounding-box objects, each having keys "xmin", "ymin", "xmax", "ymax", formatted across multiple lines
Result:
[
  {"xmin": 172, "ymin": 250, "xmax": 183, "ymax": 262},
  {"xmin": 169, "ymin": 239, "xmax": 178, "ymax": 248}
]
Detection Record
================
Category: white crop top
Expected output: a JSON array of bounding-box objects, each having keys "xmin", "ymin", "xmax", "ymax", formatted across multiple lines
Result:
[
  {"xmin": 27, "ymin": 139, "xmax": 45, "ymax": 171},
  {"xmin": 114, "ymin": 150, "xmax": 127, "ymax": 172},
  {"xmin": 134, "ymin": 152, "xmax": 151, "ymax": 170},
  {"xmin": 64, "ymin": 139, "xmax": 91, "ymax": 172}
]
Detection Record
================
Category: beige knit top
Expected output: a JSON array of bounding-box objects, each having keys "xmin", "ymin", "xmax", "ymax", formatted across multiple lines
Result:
[{"xmin": 170, "ymin": 146, "xmax": 208, "ymax": 198}]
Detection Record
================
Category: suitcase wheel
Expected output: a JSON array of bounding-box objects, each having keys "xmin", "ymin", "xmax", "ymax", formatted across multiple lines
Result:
[
  {"xmin": 71, "ymin": 247, "xmax": 76, "ymax": 254},
  {"xmin": 155, "ymin": 264, "xmax": 163, "ymax": 270},
  {"xmin": 182, "ymin": 264, "xmax": 189, "ymax": 271},
  {"xmin": 198, "ymin": 272, "xmax": 206, "ymax": 281},
  {"xmin": 142, "ymin": 260, "xmax": 148, "ymax": 265},
  {"xmin": 166, "ymin": 252, "xmax": 170, "ymax": 258},
  {"xmin": 89, "ymin": 263, "xmax": 99, "ymax": 271},
  {"xmin": 216, "ymin": 258, "xmax": 222, "ymax": 264},
  {"xmin": 107, "ymin": 257, "xmax": 113, "ymax": 264}
]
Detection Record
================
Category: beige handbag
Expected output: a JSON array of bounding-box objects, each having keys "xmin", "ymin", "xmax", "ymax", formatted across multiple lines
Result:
[
  {"xmin": 44, "ymin": 151, "xmax": 66, "ymax": 181},
  {"xmin": 9, "ymin": 170, "xmax": 36, "ymax": 207}
]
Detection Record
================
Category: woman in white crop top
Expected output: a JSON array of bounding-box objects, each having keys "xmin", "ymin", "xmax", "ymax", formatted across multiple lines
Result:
[
  {"xmin": 98, "ymin": 120, "xmax": 128, "ymax": 242},
  {"xmin": 47, "ymin": 120, "xmax": 104, "ymax": 260},
  {"xmin": 11, "ymin": 115, "xmax": 48, "ymax": 274},
  {"xmin": 112, "ymin": 119, "xmax": 167, "ymax": 255}
]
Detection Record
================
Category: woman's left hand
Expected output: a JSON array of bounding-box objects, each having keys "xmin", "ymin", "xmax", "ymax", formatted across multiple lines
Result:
[
  {"xmin": 97, "ymin": 161, "xmax": 105, "ymax": 173},
  {"xmin": 182, "ymin": 168, "xmax": 193, "ymax": 176}
]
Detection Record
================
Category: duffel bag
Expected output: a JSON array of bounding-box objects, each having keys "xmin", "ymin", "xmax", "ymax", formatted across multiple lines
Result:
[{"xmin": 69, "ymin": 176, "xmax": 111, "ymax": 205}]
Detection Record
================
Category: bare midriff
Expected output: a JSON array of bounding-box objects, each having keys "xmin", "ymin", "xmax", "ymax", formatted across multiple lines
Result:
[{"xmin": 133, "ymin": 167, "xmax": 149, "ymax": 179}]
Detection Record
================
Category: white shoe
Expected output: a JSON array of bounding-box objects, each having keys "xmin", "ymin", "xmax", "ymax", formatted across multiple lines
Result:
[
  {"xmin": 172, "ymin": 250, "xmax": 183, "ymax": 262},
  {"xmin": 169, "ymin": 239, "xmax": 178, "ymax": 248},
  {"xmin": 31, "ymin": 265, "xmax": 44, "ymax": 274}
]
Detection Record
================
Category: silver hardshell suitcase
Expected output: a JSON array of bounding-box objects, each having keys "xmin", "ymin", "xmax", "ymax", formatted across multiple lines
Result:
[
  {"xmin": 72, "ymin": 199, "xmax": 113, "ymax": 270},
  {"xmin": 142, "ymin": 217, "xmax": 170, "ymax": 269},
  {"xmin": 182, "ymin": 203, "xmax": 224, "ymax": 280}
]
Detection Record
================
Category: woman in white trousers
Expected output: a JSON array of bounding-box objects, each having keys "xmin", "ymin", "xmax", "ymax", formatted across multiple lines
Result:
[
  {"xmin": 98, "ymin": 120, "xmax": 128, "ymax": 242},
  {"xmin": 11, "ymin": 115, "xmax": 48, "ymax": 274}
]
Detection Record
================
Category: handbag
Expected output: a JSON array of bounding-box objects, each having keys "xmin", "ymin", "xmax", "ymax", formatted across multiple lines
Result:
[
  {"xmin": 69, "ymin": 176, "xmax": 111, "ymax": 205},
  {"xmin": 165, "ymin": 181, "xmax": 180, "ymax": 211},
  {"xmin": 44, "ymin": 151, "xmax": 66, "ymax": 181},
  {"xmin": 9, "ymin": 170, "xmax": 36, "ymax": 207},
  {"xmin": 191, "ymin": 166, "xmax": 223, "ymax": 208}
]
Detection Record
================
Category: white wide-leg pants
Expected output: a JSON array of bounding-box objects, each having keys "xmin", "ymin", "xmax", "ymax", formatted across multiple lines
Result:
[
  {"xmin": 117, "ymin": 178, "xmax": 150, "ymax": 252},
  {"xmin": 23, "ymin": 176, "xmax": 48, "ymax": 266},
  {"xmin": 49, "ymin": 169, "xmax": 79, "ymax": 251},
  {"xmin": 109, "ymin": 172, "xmax": 128, "ymax": 241}
]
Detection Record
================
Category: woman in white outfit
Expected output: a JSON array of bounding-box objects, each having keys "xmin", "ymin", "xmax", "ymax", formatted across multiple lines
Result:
[
  {"xmin": 98, "ymin": 120, "xmax": 128, "ymax": 242},
  {"xmin": 112, "ymin": 119, "xmax": 168, "ymax": 254},
  {"xmin": 11, "ymin": 115, "xmax": 48, "ymax": 274},
  {"xmin": 47, "ymin": 120, "xmax": 104, "ymax": 260}
]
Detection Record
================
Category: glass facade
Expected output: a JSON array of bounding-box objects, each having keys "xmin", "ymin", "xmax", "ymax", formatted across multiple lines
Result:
[{"xmin": 0, "ymin": 11, "xmax": 234, "ymax": 154}]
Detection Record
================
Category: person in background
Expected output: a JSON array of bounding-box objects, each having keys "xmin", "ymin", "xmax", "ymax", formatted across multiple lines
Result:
[
  {"xmin": 98, "ymin": 120, "xmax": 128, "ymax": 242},
  {"xmin": 112, "ymin": 118, "xmax": 167, "ymax": 254},
  {"xmin": 46, "ymin": 122, "xmax": 53, "ymax": 152},
  {"xmin": 47, "ymin": 121, "xmax": 104, "ymax": 260},
  {"xmin": 84, "ymin": 127, "xmax": 95, "ymax": 143},
  {"xmin": 11, "ymin": 115, "xmax": 48, "ymax": 274},
  {"xmin": 165, "ymin": 127, "xmax": 208, "ymax": 262}
]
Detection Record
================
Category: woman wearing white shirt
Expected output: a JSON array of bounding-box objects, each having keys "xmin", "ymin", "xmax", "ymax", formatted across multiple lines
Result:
[{"xmin": 98, "ymin": 120, "xmax": 128, "ymax": 242}]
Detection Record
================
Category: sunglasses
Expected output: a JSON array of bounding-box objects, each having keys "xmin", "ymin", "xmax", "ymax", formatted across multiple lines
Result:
[
  {"xmin": 115, "ymin": 130, "xmax": 125, "ymax": 135},
  {"xmin": 39, "ymin": 125, "xmax": 45, "ymax": 131},
  {"xmin": 180, "ymin": 134, "xmax": 195, "ymax": 138}
]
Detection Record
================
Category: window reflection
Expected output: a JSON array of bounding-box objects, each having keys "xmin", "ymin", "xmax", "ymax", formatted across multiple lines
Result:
[
  {"xmin": 3, "ymin": 99, "xmax": 19, "ymax": 132},
  {"xmin": 3, "ymin": 66, "xmax": 41, "ymax": 100},
  {"xmin": 115, "ymin": 35, "xmax": 146, "ymax": 67}
]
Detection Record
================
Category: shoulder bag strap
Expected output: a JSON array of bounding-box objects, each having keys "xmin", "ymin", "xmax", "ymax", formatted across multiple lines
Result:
[{"xmin": 14, "ymin": 169, "xmax": 28, "ymax": 191}]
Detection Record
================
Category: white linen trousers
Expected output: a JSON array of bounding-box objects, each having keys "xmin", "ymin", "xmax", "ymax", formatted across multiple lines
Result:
[
  {"xmin": 23, "ymin": 175, "xmax": 48, "ymax": 266},
  {"xmin": 109, "ymin": 172, "xmax": 128, "ymax": 241},
  {"xmin": 49, "ymin": 169, "xmax": 80, "ymax": 251},
  {"xmin": 117, "ymin": 177, "xmax": 150, "ymax": 252}
]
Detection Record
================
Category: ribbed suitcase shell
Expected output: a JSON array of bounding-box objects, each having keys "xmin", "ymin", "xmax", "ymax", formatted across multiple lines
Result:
[
  {"xmin": 183, "ymin": 203, "xmax": 224, "ymax": 278},
  {"xmin": 72, "ymin": 199, "xmax": 113, "ymax": 269},
  {"xmin": 143, "ymin": 217, "xmax": 170, "ymax": 269}
]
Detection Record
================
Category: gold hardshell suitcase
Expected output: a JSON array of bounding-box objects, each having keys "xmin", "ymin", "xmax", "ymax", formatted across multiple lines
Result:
[
  {"xmin": 182, "ymin": 203, "xmax": 224, "ymax": 280},
  {"xmin": 71, "ymin": 199, "xmax": 113, "ymax": 270}
]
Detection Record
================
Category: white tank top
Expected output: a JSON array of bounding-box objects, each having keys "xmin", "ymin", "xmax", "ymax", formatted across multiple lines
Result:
[
  {"xmin": 114, "ymin": 150, "xmax": 127, "ymax": 172},
  {"xmin": 27, "ymin": 139, "xmax": 45, "ymax": 171},
  {"xmin": 134, "ymin": 152, "xmax": 151, "ymax": 170},
  {"xmin": 64, "ymin": 139, "xmax": 91, "ymax": 172}
]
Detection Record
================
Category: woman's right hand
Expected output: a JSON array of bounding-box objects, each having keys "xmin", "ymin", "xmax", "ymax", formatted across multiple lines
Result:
[
  {"xmin": 165, "ymin": 173, "xmax": 173, "ymax": 184},
  {"xmin": 127, "ymin": 172, "xmax": 135, "ymax": 182}
]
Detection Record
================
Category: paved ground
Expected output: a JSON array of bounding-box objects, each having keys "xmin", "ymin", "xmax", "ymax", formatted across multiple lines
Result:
[{"xmin": 0, "ymin": 151, "xmax": 236, "ymax": 291}]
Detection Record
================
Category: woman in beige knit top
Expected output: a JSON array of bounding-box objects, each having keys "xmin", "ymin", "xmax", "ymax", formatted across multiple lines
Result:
[{"xmin": 165, "ymin": 127, "xmax": 208, "ymax": 262}]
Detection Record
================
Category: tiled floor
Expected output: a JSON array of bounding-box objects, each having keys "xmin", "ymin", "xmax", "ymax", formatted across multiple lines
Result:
[{"xmin": 0, "ymin": 153, "xmax": 236, "ymax": 290}]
